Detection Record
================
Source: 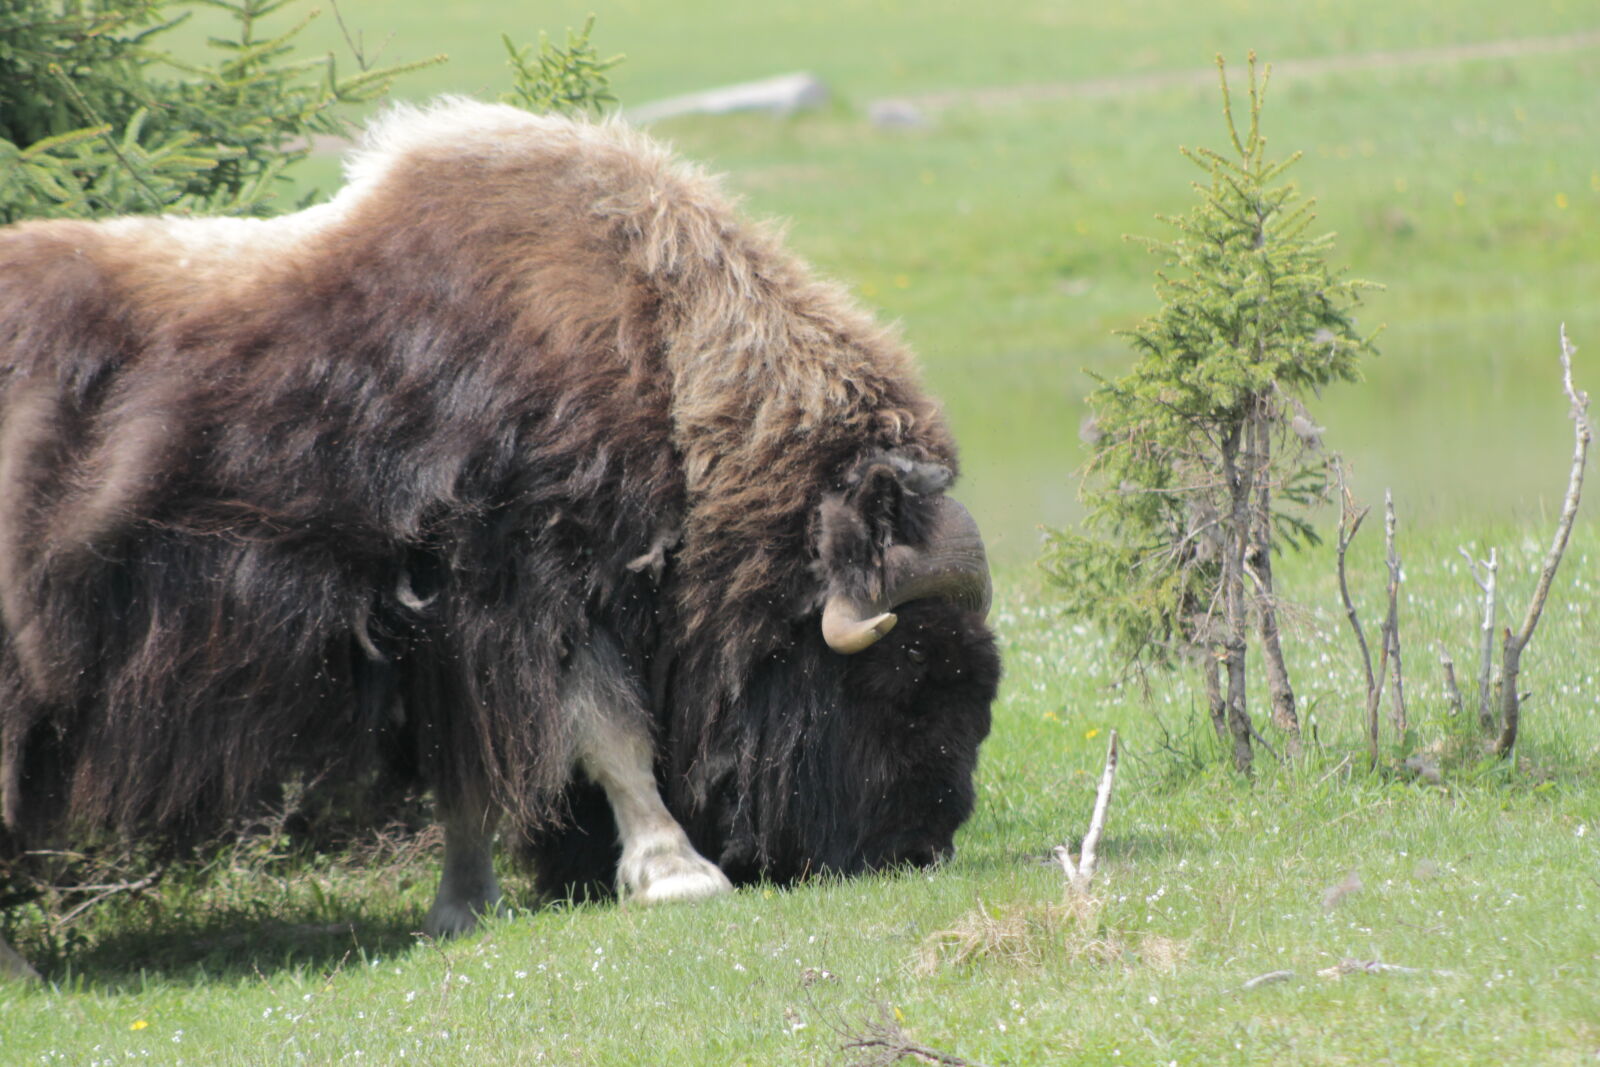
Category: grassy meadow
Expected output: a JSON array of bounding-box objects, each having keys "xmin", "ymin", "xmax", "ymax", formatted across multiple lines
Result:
[{"xmin": 4, "ymin": 1, "xmax": 1600, "ymax": 1062}]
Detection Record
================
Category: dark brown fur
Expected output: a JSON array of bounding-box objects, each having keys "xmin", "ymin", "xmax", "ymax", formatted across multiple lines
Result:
[{"xmin": 0, "ymin": 100, "xmax": 992, "ymax": 883}]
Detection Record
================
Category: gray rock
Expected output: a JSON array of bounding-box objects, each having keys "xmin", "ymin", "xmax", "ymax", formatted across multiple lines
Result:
[
  {"xmin": 0, "ymin": 937, "xmax": 40, "ymax": 983},
  {"xmin": 627, "ymin": 73, "xmax": 828, "ymax": 123},
  {"xmin": 866, "ymin": 99, "xmax": 929, "ymax": 129}
]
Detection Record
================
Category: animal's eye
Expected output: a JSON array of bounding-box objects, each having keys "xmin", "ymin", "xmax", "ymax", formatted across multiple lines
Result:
[{"xmin": 906, "ymin": 644, "xmax": 928, "ymax": 665}]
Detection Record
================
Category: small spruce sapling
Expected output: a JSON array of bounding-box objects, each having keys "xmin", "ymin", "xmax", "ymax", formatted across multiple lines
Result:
[
  {"xmin": 501, "ymin": 16, "xmax": 623, "ymax": 117},
  {"xmin": 1043, "ymin": 54, "xmax": 1378, "ymax": 772}
]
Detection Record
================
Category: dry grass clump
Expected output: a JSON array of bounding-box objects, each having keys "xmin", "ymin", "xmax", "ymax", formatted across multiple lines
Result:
[
  {"xmin": 914, "ymin": 894, "xmax": 1121, "ymax": 976},
  {"xmin": 1132, "ymin": 932, "xmax": 1189, "ymax": 974},
  {"xmin": 915, "ymin": 893, "xmax": 1192, "ymax": 978}
]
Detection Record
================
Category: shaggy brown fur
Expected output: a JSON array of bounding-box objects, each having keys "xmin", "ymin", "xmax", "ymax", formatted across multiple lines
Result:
[{"xmin": 0, "ymin": 99, "xmax": 987, "ymax": 873}]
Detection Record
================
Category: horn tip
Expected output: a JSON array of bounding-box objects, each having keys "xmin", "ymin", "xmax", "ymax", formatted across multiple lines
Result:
[{"xmin": 824, "ymin": 610, "xmax": 898, "ymax": 654}]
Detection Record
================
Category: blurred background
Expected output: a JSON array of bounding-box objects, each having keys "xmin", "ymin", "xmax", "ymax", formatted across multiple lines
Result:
[{"xmin": 202, "ymin": 1, "xmax": 1600, "ymax": 563}]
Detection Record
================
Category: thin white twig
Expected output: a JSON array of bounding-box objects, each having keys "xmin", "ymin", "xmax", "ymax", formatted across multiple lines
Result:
[
  {"xmin": 1381, "ymin": 490, "xmax": 1407, "ymax": 735},
  {"xmin": 1056, "ymin": 730, "xmax": 1120, "ymax": 893},
  {"xmin": 1458, "ymin": 545, "xmax": 1499, "ymax": 732}
]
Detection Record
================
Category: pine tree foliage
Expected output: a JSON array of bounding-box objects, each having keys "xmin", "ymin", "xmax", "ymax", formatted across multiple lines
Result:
[
  {"xmin": 1043, "ymin": 54, "xmax": 1379, "ymax": 767},
  {"xmin": 0, "ymin": 0, "xmax": 441, "ymax": 223},
  {"xmin": 500, "ymin": 15, "xmax": 621, "ymax": 118}
]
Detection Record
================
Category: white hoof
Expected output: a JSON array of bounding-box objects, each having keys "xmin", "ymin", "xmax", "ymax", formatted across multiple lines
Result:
[{"xmin": 619, "ymin": 834, "xmax": 733, "ymax": 904}]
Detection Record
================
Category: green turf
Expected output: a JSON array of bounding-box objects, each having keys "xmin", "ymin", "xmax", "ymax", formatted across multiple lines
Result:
[
  {"xmin": 4, "ymin": 534, "xmax": 1598, "ymax": 1064},
  {"xmin": 5, "ymin": 2, "xmax": 1600, "ymax": 1062}
]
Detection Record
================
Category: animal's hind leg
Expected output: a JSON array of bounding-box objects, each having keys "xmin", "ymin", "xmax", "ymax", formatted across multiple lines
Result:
[
  {"xmin": 569, "ymin": 641, "xmax": 732, "ymax": 903},
  {"xmin": 422, "ymin": 789, "xmax": 505, "ymax": 937}
]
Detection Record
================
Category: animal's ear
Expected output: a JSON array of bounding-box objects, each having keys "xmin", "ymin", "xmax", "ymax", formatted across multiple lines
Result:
[
  {"xmin": 813, "ymin": 454, "xmax": 989, "ymax": 655},
  {"xmin": 813, "ymin": 484, "xmax": 896, "ymax": 654},
  {"xmin": 816, "ymin": 451, "xmax": 957, "ymax": 587},
  {"xmin": 812, "ymin": 452, "xmax": 976, "ymax": 655},
  {"xmin": 815, "ymin": 491, "xmax": 879, "ymax": 599}
]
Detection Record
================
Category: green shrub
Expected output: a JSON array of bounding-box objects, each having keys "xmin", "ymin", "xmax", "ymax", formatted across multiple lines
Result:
[
  {"xmin": 1043, "ymin": 55, "xmax": 1378, "ymax": 770},
  {"xmin": 0, "ymin": 0, "xmax": 439, "ymax": 222}
]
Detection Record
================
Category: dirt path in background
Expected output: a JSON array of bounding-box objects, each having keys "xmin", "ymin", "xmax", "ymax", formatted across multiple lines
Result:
[{"xmin": 869, "ymin": 29, "xmax": 1600, "ymax": 114}]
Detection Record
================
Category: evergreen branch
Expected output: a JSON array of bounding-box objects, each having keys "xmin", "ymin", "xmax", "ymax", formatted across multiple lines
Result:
[{"xmin": 46, "ymin": 64, "xmax": 171, "ymax": 213}]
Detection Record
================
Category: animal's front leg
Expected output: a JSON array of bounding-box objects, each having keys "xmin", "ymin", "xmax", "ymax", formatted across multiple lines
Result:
[
  {"xmin": 578, "ymin": 713, "xmax": 733, "ymax": 903},
  {"xmin": 422, "ymin": 793, "xmax": 505, "ymax": 937},
  {"xmin": 567, "ymin": 640, "xmax": 731, "ymax": 903}
]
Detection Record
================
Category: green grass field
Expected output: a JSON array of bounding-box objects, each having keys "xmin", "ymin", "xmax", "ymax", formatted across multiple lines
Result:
[{"xmin": 4, "ymin": 1, "xmax": 1600, "ymax": 1062}]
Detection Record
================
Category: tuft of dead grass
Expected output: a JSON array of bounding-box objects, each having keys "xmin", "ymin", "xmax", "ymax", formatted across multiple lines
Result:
[
  {"xmin": 915, "ymin": 894, "xmax": 1193, "ymax": 977},
  {"xmin": 914, "ymin": 894, "xmax": 1120, "ymax": 976},
  {"xmin": 1133, "ymin": 932, "xmax": 1189, "ymax": 974}
]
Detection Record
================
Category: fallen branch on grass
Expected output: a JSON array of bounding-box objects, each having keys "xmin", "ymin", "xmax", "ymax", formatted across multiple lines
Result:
[
  {"xmin": 816, "ymin": 999, "xmax": 987, "ymax": 1067},
  {"xmin": 839, "ymin": 1008, "xmax": 987, "ymax": 1067},
  {"xmin": 1054, "ymin": 730, "xmax": 1119, "ymax": 894},
  {"xmin": 1240, "ymin": 969, "xmax": 1296, "ymax": 991},
  {"xmin": 1317, "ymin": 958, "xmax": 1452, "ymax": 979}
]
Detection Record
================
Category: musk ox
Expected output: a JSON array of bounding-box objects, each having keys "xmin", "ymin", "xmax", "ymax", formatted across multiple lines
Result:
[{"xmin": 0, "ymin": 98, "xmax": 1000, "ymax": 937}]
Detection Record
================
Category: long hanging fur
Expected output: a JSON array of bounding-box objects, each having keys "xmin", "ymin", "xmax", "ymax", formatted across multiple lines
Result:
[{"xmin": 0, "ymin": 98, "xmax": 962, "ymax": 848}]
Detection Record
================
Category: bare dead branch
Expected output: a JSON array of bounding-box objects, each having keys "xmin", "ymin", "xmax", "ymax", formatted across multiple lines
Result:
[
  {"xmin": 328, "ymin": 0, "xmax": 394, "ymax": 72},
  {"xmin": 836, "ymin": 1003, "xmax": 987, "ymax": 1067},
  {"xmin": 1317, "ymin": 958, "xmax": 1453, "ymax": 979},
  {"xmin": 1459, "ymin": 545, "xmax": 1499, "ymax": 732},
  {"xmin": 1438, "ymin": 646, "xmax": 1464, "ymax": 718},
  {"xmin": 1240, "ymin": 969, "xmax": 1296, "ymax": 990},
  {"xmin": 1314, "ymin": 753, "xmax": 1353, "ymax": 788},
  {"xmin": 1055, "ymin": 730, "xmax": 1120, "ymax": 894},
  {"xmin": 1381, "ymin": 491, "xmax": 1407, "ymax": 736},
  {"xmin": 1245, "ymin": 718, "xmax": 1282, "ymax": 763},
  {"xmin": 1495, "ymin": 326, "xmax": 1590, "ymax": 757},
  {"xmin": 1333, "ymin": 459, "xmax": 1381, "ymax": 765},
  {"xmin": 50, "ymin": 870, "xmax": 162, "ymax": 932}
]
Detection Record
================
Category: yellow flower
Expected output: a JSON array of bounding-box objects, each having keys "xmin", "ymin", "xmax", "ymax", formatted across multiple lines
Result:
[
  {"xmin": 1086, "ymin": 728, "xmax": 1101, "ymax": 740},
  {"xmin": 130, "ymin": 1020, "xmax": 149, "ymax": 1031},
  {"xmin": 1453, "ymin": 190, "xmax": 1467, "ymax": 207},
  {"xmin": 1555, "ymin": 193, "xmax": 1570, "ymax": 210}
]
